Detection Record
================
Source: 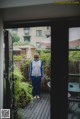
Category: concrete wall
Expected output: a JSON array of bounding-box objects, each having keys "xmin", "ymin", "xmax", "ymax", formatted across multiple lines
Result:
[{"xmin": 0, "ymin": 10, "xmax": 4, "ymax": 110}]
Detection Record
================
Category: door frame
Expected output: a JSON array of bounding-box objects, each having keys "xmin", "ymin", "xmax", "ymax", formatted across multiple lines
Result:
[
  {"xmin": 4, "ymin": 30, "xmax": 14, "ymax": 119},
  {"xmin": 3, "ymin": 17, "xmax": 80, "ymax": 119}
]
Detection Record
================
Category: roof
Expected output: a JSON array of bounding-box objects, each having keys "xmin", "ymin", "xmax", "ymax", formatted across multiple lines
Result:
[
  {"xmin": 13, "ymin": 45, "xmax": 36, "ymax": 49},
  {"xmin": 13, "ymin": 48, "xmax": 21, "ymax": 51}
]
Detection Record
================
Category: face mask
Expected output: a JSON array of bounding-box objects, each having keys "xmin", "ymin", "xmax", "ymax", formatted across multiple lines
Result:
[{"xmin": 34, "ymin": 57, "xmax": 38, "ymax": 60}]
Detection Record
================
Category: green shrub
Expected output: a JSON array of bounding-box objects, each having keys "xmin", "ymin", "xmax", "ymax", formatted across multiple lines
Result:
[
  {"xmin": 37, "ymin": 49, "xmax": 50, "ymax": 54},
  {"xmin": 21, "ymin": 59, "xmax": 32, "ymax": 81},
  {"xmin": 14, "ymin": 66, "xmax": 32, "ymax": 108},
  {"xmin": 13, "ymin": 41, "xmax": 35, "ymax": 47},
  {"xmin": 14, "ymin": 81, "xmax": 32, "ymax": 107},
  {"xmin": 39, "ymin": 51, "xmax": 51, "ymax": 81},
  {"xmin": 14, "ymin": 66, "xmax": 24, "ymax": 81},
  {"xmin": 12, "ymin": 33, "xmax": 20, "ymax": 43},
  {"xmin": 22, "ymin": 59, "xmax": 32, "ymax": 70},
  {"xmin": 17, "ymin": 108, "xmax": 23, "ymax": 119},
  {"xmin": 69, "ymin": 51, "xmax": 80, "ymax": 62},
  {"xmin": 14, "ymin": 55, "xmax": 23, "ymax": 61},
  {"xmin": 40, "ymin": 51, "xmax": 50, "ymax": 63}
]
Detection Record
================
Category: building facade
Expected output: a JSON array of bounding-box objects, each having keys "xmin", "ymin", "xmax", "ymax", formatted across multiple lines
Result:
[{"xmin": 9, "ymin": 26, "xmax": 51, "ymax": 49}]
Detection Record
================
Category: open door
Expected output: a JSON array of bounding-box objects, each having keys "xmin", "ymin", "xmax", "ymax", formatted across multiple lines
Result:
[{"xmin": 4, "ymin": 30, "xmax": 14, "ymax": 118}]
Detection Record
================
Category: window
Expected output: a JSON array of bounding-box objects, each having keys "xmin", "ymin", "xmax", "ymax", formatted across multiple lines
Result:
[
  {"xmin": 24, "ymin": 28, "xmax": 30, "ymax": 34},
  {"xmin": 46, "ymin": 35, "xmax": 50, "ymax": 38},
  {"xmin": 36, "ymin": 30, "xmax": 42, "ymax": 37},
  {"xmin": 24, "ymin": 36, "xmax": 30, "ymax": 42},
  {"xmin": 12, "ymin": 28, "xmax": 18, "ymax": 33},
  {"xmin": 36, "ymin": 42, "xmax": 41, "ymax": 48},
  {"xmin": 69, "ymin": 27, "xmax": 80, "ymax": 74},
  {"xmin": 24, "ymin": 28, "xmax": 30, "ymax": 31},
  {"xmin": 68, "ymin": 27, "xmax": 80, "ymax": 119},
  {"xmin": 47, "ymin": 26, "xmax": 50, "ymax": 30}
]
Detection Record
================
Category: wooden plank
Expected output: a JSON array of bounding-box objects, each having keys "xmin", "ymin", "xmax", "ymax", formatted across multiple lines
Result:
[
  {"xmin": 22, "ymin": 96, "xmax": 41, "ymax": 118},
  {"xmin": 22, "ymin": 93, "xmax": 50, "ymax": 119},
  {"xmin": 44, "ymin": 96, "xmax": 50, "ymax": 119},
  {"xmin": 47, "ymin": 113, "xmax": 50, "ymax": 119},
  {"xmin": 37, "ymin": 93, "xmax": 50, "ymax": 119},
  {"xmin": 36, "ymin": 93, "xmax": 49, "ymax": 119},
  {"xmin": 22, "ymin": 93, "xmax": 47, "ymax": 118},
  {"xmin": 30, "ymin": 93, "xmax": 48, "ymax": 119},
  {"xmin": 68, "ymin": 74, "xmax": 80, "ymax": 77},
  {"xmin": 43, "ymin": 99, "xmax": 50, "ymax": 119},
  {"xmin": 68, "ymin": 97, "xmax": 80, "ymax": 102}
]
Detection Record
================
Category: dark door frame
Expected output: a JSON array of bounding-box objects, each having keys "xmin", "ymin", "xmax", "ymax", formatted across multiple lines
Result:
[
  {"xmin": 4, "ymin": 17, "xmax": 80, "ymax": 119},
  {"xmin": 4, "ymin": 30, "xmax": 11, "ymax": 109},
  {"xmin": 4, "ymin": 30, "xmax": 14, "ymax": 119}
]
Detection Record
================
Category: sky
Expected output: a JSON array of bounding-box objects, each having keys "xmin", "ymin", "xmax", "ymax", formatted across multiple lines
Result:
[{"xmin": 69, "ymin": 27, "xmax": 80, "ymax": 41}]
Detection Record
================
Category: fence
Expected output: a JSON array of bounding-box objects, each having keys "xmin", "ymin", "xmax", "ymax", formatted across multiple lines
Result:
[{"xmin": 69, "ymin": 61, "xmax": 80, "ymax": 82}]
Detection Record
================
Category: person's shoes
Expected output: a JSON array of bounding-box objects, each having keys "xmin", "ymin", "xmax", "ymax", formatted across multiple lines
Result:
[
  {"xmin": 36, "ymin": 96, "xmax": 40, "ymax": 99},
  {"xmin": 33, "ymin": 96, "xmax": 37, "ymax": 99}
]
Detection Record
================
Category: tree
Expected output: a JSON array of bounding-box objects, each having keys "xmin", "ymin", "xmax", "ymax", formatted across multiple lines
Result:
[{"xmin": 12, "ymin": 33, "xmax": 20, "ymax": 43}]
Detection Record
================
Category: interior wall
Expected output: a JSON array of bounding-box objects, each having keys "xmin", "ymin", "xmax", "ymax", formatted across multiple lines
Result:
[
  {"xmin": 0, "ymin": 0, "xmax": 74, "ymax": 8},
  {"xmin": 3, "ymin": 4, "xmax": 80, "ymax": 22},
  {"xmin": 0, "ymin": 10, "xmax": 4, "ymax": 110}
]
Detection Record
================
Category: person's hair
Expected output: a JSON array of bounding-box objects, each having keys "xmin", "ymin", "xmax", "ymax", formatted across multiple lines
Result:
[{"xmin": 34, "ymin": 53, "xmax": 39, "ymax": 58}]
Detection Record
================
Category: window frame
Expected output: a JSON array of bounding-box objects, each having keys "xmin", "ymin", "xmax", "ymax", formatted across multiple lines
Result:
[{"xmin": 36, "ymin": 30, "xmax": 42, "ymax": 37}]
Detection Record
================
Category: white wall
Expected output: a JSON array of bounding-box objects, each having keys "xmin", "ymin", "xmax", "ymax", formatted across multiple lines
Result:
[{"xmin": 0, "ymin": 10, "xmax": 4, "ymax": 111}]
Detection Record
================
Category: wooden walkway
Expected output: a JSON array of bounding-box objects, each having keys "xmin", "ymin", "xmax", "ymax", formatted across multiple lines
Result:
[
  {"xmin": 68, "ymin": 102, "xmax": 80, "ymax": 119},
  {"xmin": 22, "ymin": 93, "xmax": 50, "ymax": 119}
]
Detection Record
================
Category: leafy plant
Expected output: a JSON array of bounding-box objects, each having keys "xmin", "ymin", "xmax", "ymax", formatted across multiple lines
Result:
[
  {"xmin": 14, "ymin": 66, "xmax": 24, "ymax": 81},
  {"xmin": 44, "ymin": 75, "xmax": 50, "ymax": 80},
  {"xmin": 22, "ymin": 59, "xmax": 32, "ymax": 70},
  {"xmin": 40, "ymin": 51, "xmax": 50, "ymax": 63},
  {"xmin": 13, "ymin": 41, "xmax": 35, "ymax": 47},
  {"xmin": 69, "ymin": 51, "xmax": 80, "ymax": 62},
  {"xmin": 14, "ymin": 55, "xmax": 24, "ymax": 61},
  {"xmin": 14, "ymin": 66, "xmax": 32, "ymax": 108},
  {"xmin": 37, "ymin": 49, "xmax": 50, "ymax": 54},
  {"xmin": 39, "ymin": 51, "xmax": 51, "ymax": 81},
  {"xmin": 12, "ymin": 33, "xmax": 20, "ymax": 43},
  {"xmin": 17, "ymin": 108, "xmax": 23, "ymax": 119},
  {"xmin": 14, "ymin": 81, "xmax": 32, "ymax": 107}
]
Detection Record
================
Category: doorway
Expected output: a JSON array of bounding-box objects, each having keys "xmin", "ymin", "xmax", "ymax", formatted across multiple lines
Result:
[{"xmin": 4, "ymin": 25, "xmax": 51, "ymax": 119}]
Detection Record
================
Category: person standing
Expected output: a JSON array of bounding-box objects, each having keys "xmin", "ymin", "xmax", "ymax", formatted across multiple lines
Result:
[{"xmin": 30, "ymin": 53, "xmax": 43, "ymax": 99}]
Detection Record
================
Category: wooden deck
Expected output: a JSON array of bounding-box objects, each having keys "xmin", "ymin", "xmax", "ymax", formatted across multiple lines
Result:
[
  {"xmin": 68, "ymin": 102, "xmax": 80, "ymax": 119},
  {"xmin": 22, "ymin": 93, "xmax": 50, "ymax": 119}
]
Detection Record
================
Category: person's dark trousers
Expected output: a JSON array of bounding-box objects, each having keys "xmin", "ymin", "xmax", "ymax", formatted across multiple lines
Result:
[{"xmin": 31, "ymin": 76, "xmax": 41, "ymax": 97}]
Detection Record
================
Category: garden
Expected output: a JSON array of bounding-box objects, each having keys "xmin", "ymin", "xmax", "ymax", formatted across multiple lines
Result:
[
  {"xmin": 69, "ymin": 51, "xmax": 80, "ymax": 82},
  {"xmin": 13, "ymin": 49, "xmax": 51, "ymax": 118}
]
